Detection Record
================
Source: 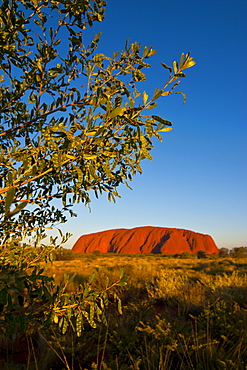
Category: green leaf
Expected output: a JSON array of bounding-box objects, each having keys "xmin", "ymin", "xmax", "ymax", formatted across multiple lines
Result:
[
  {"xmin": 117, "ymin": 298, "xmax": 123, "ymax": 315},
  {"xmin": 68, "ymin": 273, "xmax": 77, "ymax": 285},
  {"xmin": 173, "ymin": 61, "xmax": 178, "ymax": 74},
  {"xmin": 45, "ymin": 310, "xmax": 56, "ymax": 329},
  {"xmin": 184, "ymin": 60, "xmax": 196, "ymax": 69},
  {"xmin": 4, "ymin": 187, "xmax": 16, "ymax": 215},
  {"xmin": 158, "ymin": 127, "xmax": 173, "ymax": 132},
  {"xmin": 179, "ymin": 53, "xmax": 185, "ymax": 68},
  {"xmin": 92, "ymin": 32, "xmax": 102, "ymax": 44},
  {"xmin": 153, "ymin": 88, "xmax": 162, "ymax": 100},
  {"xmin": 160, "ymin": 91, "xmax": 172, "ymax": 97},
  {"xmin": 172, "ymin": 92, "xmax": 187, "ymax": 103},
  {"xmin": 89, "ymin": 272, "xmax": 96, "ymax": 283},
  {"xmin": 182, "ymin": 54, "xmax": 196, "ymax": 70},
  {"xmin": 59, "ymin": 317, "xmax": 63, "ymax": 330},
  {"xmin": 83, "ymin": 154, "xmax": 97, "ymax": 160},
  {"xmin": 151, "ymin": 116, "xmax": 172, "ymax": 126},
  {"xmin": 142, "ymin": 91, "xmax": 148, "ymax": 105},
  {"xmin": 141, "ymin": 147, "xmax": 152, "ymax": 161},
  {"xmin": 75, "ymin": 167, "xmax": 83, "ymax": 188},
  {"xmin": 20, "ymin": 314, "xmax": 28, "ymax": 334},
  {"xmin": 89, "ymin": 304, "xmax": 95, "ymax": 321},
  {"xmin": 109, "ymin": 106, "xmax": 126, "ymax": 118},
  {"xmin": 161, "ymin": 62, "xmax": 172, "ymax": 74},
  {"xmin": 62, "ymin": 317, "xmax": 68, "ymax": 335},
  {"xmin": 142, "ymin": 46, "xmax": 149, "ymax": 57},
  {"xmin": 116, "ymin": 281, "xmax": 128, "ymax": 286},
  {"xmin": 9, "ymin": 201, "xmax": 28, "ymax": 217},
  {"xmin": 147, "ymin": 48, "xmax": 157, "ymax": 57},
  {"xmin": 83, "ymin": 287, "xmax": 89, "ymax": 298},
  {"xmin": 76, "ymin": 312, "xmax": 83, "ymax": 337},
  {"xmin": 145, "ymin": 102, "xmax": 158, "ymax": 109}
]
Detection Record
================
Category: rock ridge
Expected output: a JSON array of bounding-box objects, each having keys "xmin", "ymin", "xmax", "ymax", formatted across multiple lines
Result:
[{"xmin": 72, "ymin": 226, "xmax": 219, "ymax": 254}]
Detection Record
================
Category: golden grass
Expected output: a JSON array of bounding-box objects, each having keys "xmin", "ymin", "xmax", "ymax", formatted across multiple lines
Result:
[
  {"xmin": 4, "ymin": 254, "xmax": 247, "ymax": 369},
  {"xmin": 44, "ymin": 254, "xmax": 247, "ymax": 299},
  {"xmin": 43, "ymin": 254, "xmax": 247, "ymax": 369}
]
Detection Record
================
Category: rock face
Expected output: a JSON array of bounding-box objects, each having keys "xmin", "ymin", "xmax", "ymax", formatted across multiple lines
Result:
[{"xmin": 72, "ymin": 226, "xmax": 219, "ymax": 254}]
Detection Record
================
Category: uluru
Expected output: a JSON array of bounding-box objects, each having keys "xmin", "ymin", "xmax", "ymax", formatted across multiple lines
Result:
[{"xmin": 72, "ymin": 226, "xmax": 219, "ymax": 255}]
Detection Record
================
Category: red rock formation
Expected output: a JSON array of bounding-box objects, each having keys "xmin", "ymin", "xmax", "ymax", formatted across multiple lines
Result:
[{"xmin": 72, "ymin": 226, "xmax": 219, "ymax": 254}]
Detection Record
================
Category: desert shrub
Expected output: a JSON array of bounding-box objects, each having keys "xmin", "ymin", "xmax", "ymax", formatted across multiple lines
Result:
[
  {"xmin": 195, "ymin": 259, "xmax": 236, "ymax": 276},
  {"xmin": 199, "ymin": 271, "xmax": 247, "ymax": 307},
  {"xmin": 191, "ymin": 300, "xmax": 247, "ymax": 368},
  {"xmin": 179, "ymin": 252, "xmax": 193, "ymax": 259},
  {"xmin": 98, "ymin": 300, "xmax": 247, "ymax": 370},
  {"xmin": 147, "ymin": 269, "xmax": 189, "ymax": 298},
  {"xmin": 197, "ymin": 250, "xmax": 207, "ymax": 259},
  {"xmin": 53, "ymin": 247, "xmax": 77, "ymax": 261},
  {"xmin": 192, "ymin": 261, "xmax": 215, "ymax": 273},
  {"xmin": 219, "ymin": 247, "xmax": 230, "ymax": 257},
  {"xmin": 230, "ymin": 247, "xmax": 247, "ymax": 258},
  {"xmin": 146, "ymin": 269, "xmax": 212, "ymax": 317},
  {"xmin": 217, "ymin": 259, "xmax": 235, "ymax": 266}
]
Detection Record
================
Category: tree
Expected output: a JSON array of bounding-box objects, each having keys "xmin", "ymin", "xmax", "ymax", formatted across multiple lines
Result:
[
  {"xmin": 230, "ymin": 247, "xmax": 247, "ymax": 258},
  {"xmin": 0, "ymin": 0, "xmax": 196, "ymax": 338},
  {"xmin": 197, "ymin": 250, "xmax": 207, "ymax": 259},
  {"xmin": 0, "ymin": 0, "xmax": 195, "ymax": 244},
  {"xmin": 179, "ymin": 252, "xmax": 193, "ymax": 259},
  {"xmin": 219, "ymin": 247, "xmax": 229, "ymax": 257}
]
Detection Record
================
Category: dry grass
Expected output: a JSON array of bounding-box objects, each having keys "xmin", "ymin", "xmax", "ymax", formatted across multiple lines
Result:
[
  {"xmin": 45, "ymin": 254, "xmax": 243, "ymax": 290},
  {"xmin": 44, "ymin": 254, "xmax": 247, "ymax": 310},
  {"xmin": 5, "ymin": 254, "xmax": 246, "ymax": 370}
]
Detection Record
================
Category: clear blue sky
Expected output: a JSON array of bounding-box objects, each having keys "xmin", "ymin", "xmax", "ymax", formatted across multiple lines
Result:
[{"xmin": 55, "ymin": 0, "xmax": 247, "ymax": 250}]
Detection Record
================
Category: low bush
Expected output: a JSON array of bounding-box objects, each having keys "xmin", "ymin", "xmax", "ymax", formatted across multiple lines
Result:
[{"xmin": 53, "ymin": 247, "xmax": 77, "ymax": 261}]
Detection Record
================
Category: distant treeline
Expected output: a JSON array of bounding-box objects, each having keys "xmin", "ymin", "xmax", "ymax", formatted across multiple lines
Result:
[{"xmin": 53, "ymin": 246, "xmax": 247, "ymax": 261}]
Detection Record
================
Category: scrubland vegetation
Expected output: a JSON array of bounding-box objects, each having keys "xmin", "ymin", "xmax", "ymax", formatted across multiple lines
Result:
[{"xmin": 1, "ymin": 251, "xmax": 246, "ymax": 370}]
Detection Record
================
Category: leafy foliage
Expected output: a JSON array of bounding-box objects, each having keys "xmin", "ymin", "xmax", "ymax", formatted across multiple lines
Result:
[
  {"xmin": 197, "ymin": 250, "xmax": 207, "ymax": 259},
  {"xmin": 0, "ymin": 0, "xmax": 195, "ymax": 341},
  {"xmin": 230, "ymin": 246, "xmax": 247, "ymax": 258},
  {"xmin": 0, "ymin": 0, "xmax": 195, "ymax": 242},
  {"xmin": 0, "ymin": 243, "xmax": 127, "ymax": 338}
]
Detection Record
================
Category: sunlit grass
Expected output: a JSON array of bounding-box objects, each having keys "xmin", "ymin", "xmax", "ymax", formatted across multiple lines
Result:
[{"xmin": 5, "ymin": 253, "xmax": 246, "ymax": 369}]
